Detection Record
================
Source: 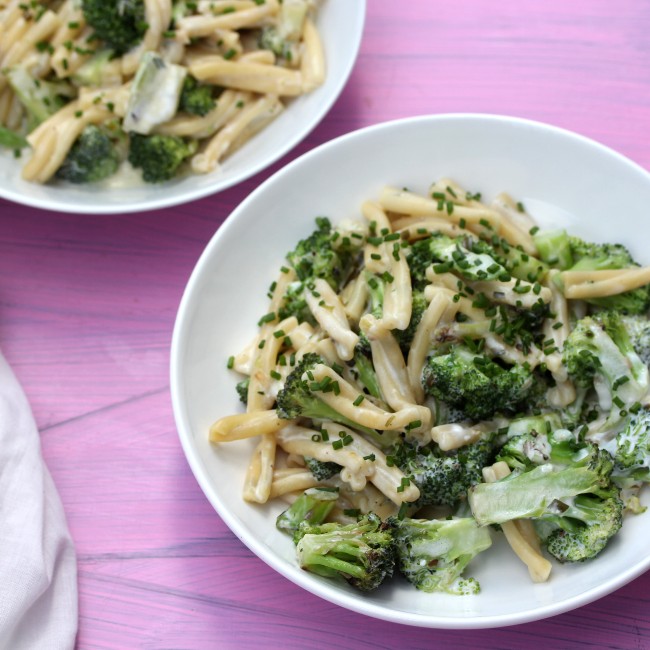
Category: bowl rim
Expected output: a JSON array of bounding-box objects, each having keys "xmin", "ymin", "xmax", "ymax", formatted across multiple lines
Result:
[
  {"xmin": 0, "ymin": 1, "xmax": 366, "ymax": 215},
  {"xmin": 170, "ymin": 112, "xmax": 650, "ymax": 629}
]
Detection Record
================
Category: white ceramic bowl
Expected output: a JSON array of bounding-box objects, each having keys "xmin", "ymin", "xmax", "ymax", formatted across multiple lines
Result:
[
  {"xmin": 170, "ymin": 114, "xmax": 650, "ymax": 629},
  {"xmin": 0, "ymin": 1, "xmax": 365, "ymax": 214}
]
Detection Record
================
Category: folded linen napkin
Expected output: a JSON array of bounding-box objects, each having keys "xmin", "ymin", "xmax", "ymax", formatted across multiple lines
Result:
[{"xmin": 0, "ymin": 354, "xmax": 78, "ymax": 649}]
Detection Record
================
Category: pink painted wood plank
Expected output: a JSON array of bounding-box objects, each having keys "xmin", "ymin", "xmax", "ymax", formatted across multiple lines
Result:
[{"xmin": 3, "ymin": 0, "xmax": 650, "ymax": 647}]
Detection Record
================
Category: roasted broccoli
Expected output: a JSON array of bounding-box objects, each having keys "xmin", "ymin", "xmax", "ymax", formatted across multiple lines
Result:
[
  {"xmin": 56, "ymin": 125, "xmax": 120, "ymax": 184},
  {"xmin": 427, "ymin": 234, "xmax": 510, "ymax": 283},
  {"xmin": 392, "ymin": 517, "xmax": 492, "ymax": 594},
  {"xmin": 179, "ymin": 76, "xmax": 217, "ymax": 116},
  {"xmin": 349, "ymin": 334, "xmax": 384, "ymax": 402},
  {"xmin": 539, "ymin": 494, "xmax": 624, "ymax": 563},
  {"xmin": 81, "ymin": 0, "xmax": 147, "ymax": 55},
  {"xmin": 562, "ymin": 312, "xmax": 649, "ymax": 427},
  {"xmin": 421, "ymin": 345, "xmax": 534, "ymax": 420},
  {"xmin": 563, "ymin": 236, "xmax": 649, "ymax": 314},
  {"xmin": 275, "ymin": 353, "xmax": 394, "ymax": 446},
  {"xmin": 612, "ymin": 406, "xmax": 650, "ymax": 486},
  {"xmin": 276, "ymin": 487, "xmax": 339, "ymax": 541},
  {"xmin": 128, "ymin": 133, "xmax": 197, "ymax": 183},
  {"xmin": 469, "ymin": 449, "xmax": 623, "ymax": 562},
  {"xmin": 393, "ymin": 437, "xmax": 496, "ymax": 508},
  {"xmin": 286, "ymin": 217, "xmax": 360, "ymax": 290},
  {"xmin": 295, "ymin": 513, "xmax": 396, "ymax": 591},
  {"xmin": 470, "ymin": 236, "xmax": 548, "ymax": 283},
  {"xmin": 569, "ymin": 236, "xmax": 636, "ymax": 271},
  {"xmin": 621, "ymin": 314, "xmax": 650, "ymax": 367},
  {"xmin": 277, "ymin": 217, "xmax": 362, "ymax": 324}
]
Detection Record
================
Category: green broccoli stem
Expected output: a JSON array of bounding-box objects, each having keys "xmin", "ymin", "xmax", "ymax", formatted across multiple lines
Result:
[
  {"xmin": 0, "ymin": 126, "xmax": 28, "ymax": 150},
  {"xmin": 353, "ymin": 351, "xmax": 383, "ymax": 400},
  {"xmin": 533, "ymin": 229, "xmax": 574, "ymax": 269},
  {"xmin": 300, "ymin": 394, "xmax": 397, "ymax": 448},
  {"xmin": 304, "ymin": 551, "xmax": 368, "ymax": 580},
  {"xmin": 276, "ymin": 487, "xmax": 338, "ymax": 539}
]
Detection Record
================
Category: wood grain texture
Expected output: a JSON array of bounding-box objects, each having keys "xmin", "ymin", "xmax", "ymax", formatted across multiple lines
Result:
[{"xmin": 2, "ymin": 0, "xmax": 650, "ymax": 647}]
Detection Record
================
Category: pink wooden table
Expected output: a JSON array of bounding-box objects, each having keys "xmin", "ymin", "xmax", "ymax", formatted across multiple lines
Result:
[{"xmin": 3, "ymin": 1, "xmax": 650, "ymax": 647}]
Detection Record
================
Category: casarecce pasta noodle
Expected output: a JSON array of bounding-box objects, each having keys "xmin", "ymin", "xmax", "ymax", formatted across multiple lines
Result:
[
  {"xmin": 210, "ymin": 178, "xmax": 650, "ymax": 595},
  {"xmin": 0, "ymin": 0, "xmax": 325, "ymax": 184}
]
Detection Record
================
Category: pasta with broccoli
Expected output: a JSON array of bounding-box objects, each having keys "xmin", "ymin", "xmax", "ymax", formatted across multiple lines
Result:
[
  {"xmin": 0, "ymin": 0, "xmax": 325, "ymax": 184},
  {"xmin": 211, "ymin": 178, "xmax": 650, "ymax": 595}
]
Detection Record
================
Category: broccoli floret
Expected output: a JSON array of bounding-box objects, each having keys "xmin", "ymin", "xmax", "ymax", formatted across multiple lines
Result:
[
  {"xmin": 621, "ymin": 315, "xmax": 650, "ymax": 367},
  {"xmin": 563, "ymin": 236, "xmax": 650, "ymax": 314},
  {"xmin": 612, "ymin": 406, "xmax": 650, "ymax": 485},
  {"xmin": 259, "ymin": 26, "xmax": 295, "ymax": 60},
  {"xmin": 393, "ymin": 289, "xmax": 427, "ymax": 352},
  {"xmin": 406, "ymin": 237, "xmax": 438, "ymax": 290},
  {"xmin": 349, "ymin": 334, "xmax": 383, "ymax": 401},
  {"xmin": 429, "ymin": 234, "xmax": 510, "ymax": 283},
  {"xmin": 55, "ymin": 125, "xmax": 120, "ymax": 184},
  {"xmin": 295, "ymin": 513, "xmax": 396, "ymax": 592},
  {"xmin": 304, "ymin": 456, "xmax": 342, "ymax": 481},
  {"xmin": 258, "ymin": 0, "xmax": 308, "ymax": 58},
  {"xmin": 469, "ymin": 452, "xmax": 623, "ymax": 562},
  {"xmin": 421, "ymin": 345, "xmax": 534, "ymax": 420},
  {"xmin": 277, "ymin": 280, "xmax": 314, "ymax": 325},
  {"xmin": 562, "ymin": 313, "xmax": 649, "ymax": 424},
  {"xmin": 128, "ymin": 133, "xmax": 197, "ymax": 183},
  {"xmin": 6, "ymin": 67, "xmax": 73, "ymax": 131},
  {"xmin": 81, "ymin": 0, "xmax": 147, "ymax": 55},
  {"xmin": 391, "ymin": 517, "xmax": 492, "ymax": 594},
  {"xmin": 589, "ymin": 288, "xmax": 650, "ymax": 316},
  {"xmin": 407, "ymin": 233, "xmax": 510, "ymax": 286},
  {"xmin": 235, "ymin": 378, "xmax": 249, "ymax": 405},
  {"xmin": 541, "ymin": 495, "xmax": 623, "ymax": 562},
  {"xmin": 569, "ymin": 237, "xmax": 635, "ymax": 271},
  {"xmin": 277, "ymin": 218, "xmax": 362, "ymax": 324},
  {"xmin": 276, "ymin": 487, "xmax": 338, "ymax": 541},
  {"xmin": 533, "ymin": 228, "xmax": 574, "ymax": 269},
  {"xmin": 275, "ymin": 353, "xmax": 395, "ymax": 447},
  {"xmin": 179, "ymin": 76, "xmax": 217, "ymax": 116},
  {"xmin": 393, "ymin": 438, "xmax": 496, "ymax": 508},
  {"xmin": 471, "ymin": 237, "xmax": 548, "ymax": 283},
  {"xmin": 286, "ymin": 217, "xmax": 359, "ymax": 291}
]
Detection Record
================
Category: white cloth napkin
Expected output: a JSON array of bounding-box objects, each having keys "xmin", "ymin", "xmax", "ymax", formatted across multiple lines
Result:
[{"xmin": 0, "ymin": 354, "xmax": 78, "ymax": 649}]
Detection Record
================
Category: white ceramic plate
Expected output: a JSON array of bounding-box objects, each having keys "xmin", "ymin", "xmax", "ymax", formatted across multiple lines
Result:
[
  {"xmin": 0, "ymin": 1, "xmax": 365, "ymax": 214},
  {"xmin": 170, "ymin": 114, "xmax": 650, "ymax": 629}
]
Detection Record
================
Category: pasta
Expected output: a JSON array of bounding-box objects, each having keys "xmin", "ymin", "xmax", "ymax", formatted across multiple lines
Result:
[
  {"xmin": 0, "ymin": 0, "xmax": 325, "ymax": 185},
  {"xmin": 210, "ymin": 178, "xmax": 650, "ymax": 595}
]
